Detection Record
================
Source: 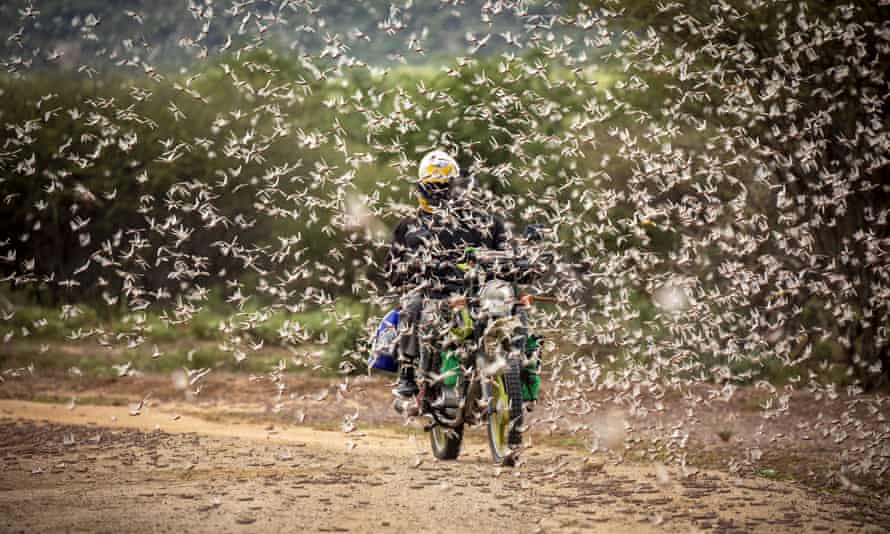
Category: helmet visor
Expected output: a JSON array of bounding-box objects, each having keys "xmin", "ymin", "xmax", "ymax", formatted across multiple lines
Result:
[
  {"xmin": 418, "ymin": 178, "xmax": 451, "ymax": 206},
  {"xmin": 420, "ymin": 178, "xmax": 450, "ymax": 195}
]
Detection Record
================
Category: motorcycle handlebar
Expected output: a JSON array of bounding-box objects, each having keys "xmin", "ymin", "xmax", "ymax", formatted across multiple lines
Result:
[{"xmin": 395, "ymin": 249, "xmax": 549, "ymax": 292}]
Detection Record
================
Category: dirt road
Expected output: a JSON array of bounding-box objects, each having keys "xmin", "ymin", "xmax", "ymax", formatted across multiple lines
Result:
[{"xmin": 0, "ymin": 399, "xmax": 881, "ymax": 533}]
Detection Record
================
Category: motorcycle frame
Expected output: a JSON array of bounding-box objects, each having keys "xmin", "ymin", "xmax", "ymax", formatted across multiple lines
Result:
[{"xmin": 419, "ymin": 270, "xmax": 532, "ymax": 431}]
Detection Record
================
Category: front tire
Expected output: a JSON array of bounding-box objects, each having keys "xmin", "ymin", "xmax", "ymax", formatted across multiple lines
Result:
[
  {"xmin": 487, "ymin": 358, "xmax": 523, "ymax": 466},
  {"xmin": 430, "ymin": 423, "xmax": 463, "ymax": 460}
]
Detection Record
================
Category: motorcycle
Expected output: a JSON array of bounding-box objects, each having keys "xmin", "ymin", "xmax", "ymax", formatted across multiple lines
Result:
[{"xmin": 371, "ymin": 232, "xmax": 549, "ymax": 466}]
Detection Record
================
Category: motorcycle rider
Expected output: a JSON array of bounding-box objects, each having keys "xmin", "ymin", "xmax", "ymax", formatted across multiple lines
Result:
[{"xmin": 385, "ymin": 150, "xmax": 509, "ymax": 399}]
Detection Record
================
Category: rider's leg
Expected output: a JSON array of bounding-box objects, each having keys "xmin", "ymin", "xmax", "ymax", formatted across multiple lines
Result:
[{"xmin": 395, "ymin": 294, "xmax": 422, "ymax": 397}]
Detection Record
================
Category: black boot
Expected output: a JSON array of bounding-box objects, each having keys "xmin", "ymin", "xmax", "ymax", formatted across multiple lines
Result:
[{"xmin": 394, "ymin": 364, "xmax": 419, "ymax": 397}]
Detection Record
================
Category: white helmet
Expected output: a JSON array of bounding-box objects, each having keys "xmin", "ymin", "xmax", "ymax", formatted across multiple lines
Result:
[
  {"xmin": 418, "ymin": 150, "xmax": 459, "ymax": 181},
  {"xmin": 417, "ymin": 150, "xmax": 460, "ymax": 208}
]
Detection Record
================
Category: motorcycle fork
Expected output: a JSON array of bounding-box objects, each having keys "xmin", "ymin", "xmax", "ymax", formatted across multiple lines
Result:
[
  {"xmin": 477, "ymin": 349, "xmax": 498, "ymax": 415},
  {"xmin": 511, "ymin": 322, "xmax": 530, "ymax": 366}
]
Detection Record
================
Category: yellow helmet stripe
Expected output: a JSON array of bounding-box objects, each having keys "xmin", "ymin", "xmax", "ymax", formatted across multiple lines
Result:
[{"xmin": 417, "ymin": 193, "xmax": 434, "ymax": 213}]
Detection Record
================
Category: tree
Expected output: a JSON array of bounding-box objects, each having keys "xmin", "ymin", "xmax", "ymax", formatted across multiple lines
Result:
[{"xmin": 571, "ymin": 0, "xmax": 890, "ymax": 387}]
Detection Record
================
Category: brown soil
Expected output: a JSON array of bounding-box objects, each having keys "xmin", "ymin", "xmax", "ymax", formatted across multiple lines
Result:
[{"xmin": 0, "ymin": 393, "xmax": 886, "ymax": 533}]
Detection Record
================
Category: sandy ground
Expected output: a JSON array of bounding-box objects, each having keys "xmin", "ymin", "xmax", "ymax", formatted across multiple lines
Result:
[{"xmin": 0, "ymin": 398, "xmax": 885, "ymax": 533}]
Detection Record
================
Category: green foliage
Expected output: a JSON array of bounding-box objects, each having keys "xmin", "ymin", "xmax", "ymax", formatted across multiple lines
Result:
[
  {"xmin": 0, "ymin": 0, "xmax": 581, "ymax": 70},
  {"xmin": 365, "ymin": 52, "xmax": 602, "ymax": 192},
  {"xmin": 0, "ymin": 45, "xmax": 629, "ymax": 309}
]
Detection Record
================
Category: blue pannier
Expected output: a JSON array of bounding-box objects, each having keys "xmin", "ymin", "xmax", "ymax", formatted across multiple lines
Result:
[{"xmin": 368, "ymin": 308, "xmax": 399, "ymax": 373}]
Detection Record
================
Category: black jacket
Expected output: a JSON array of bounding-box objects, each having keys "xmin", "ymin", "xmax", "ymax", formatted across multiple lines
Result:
[{"xmin": 386, "ymin": 209, "xmax": 508, "ymax": 287}]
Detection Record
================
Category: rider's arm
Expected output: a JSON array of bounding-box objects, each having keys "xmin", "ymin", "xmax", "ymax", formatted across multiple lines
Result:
[
  {"xmin": 491, "ymin": 215, "xmax": 510, "ymax": 251},
  {"xmin": 385, "ymin": 218, "xmax": 412, "ymax": 287}
]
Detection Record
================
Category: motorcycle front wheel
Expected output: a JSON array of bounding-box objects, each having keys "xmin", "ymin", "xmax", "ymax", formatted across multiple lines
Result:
[
  {"xmin": 430, "ymin": 423, "xmax": 463, "ymax": 460},
  {"xmin": 487, "ymin": 358, "xmax": 523, "ymax": 466}
]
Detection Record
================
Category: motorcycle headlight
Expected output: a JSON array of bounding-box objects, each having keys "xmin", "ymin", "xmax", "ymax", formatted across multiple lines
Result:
[{"xmin": 479, "ymin": 280, "xmax": 514, "ymax": 318}]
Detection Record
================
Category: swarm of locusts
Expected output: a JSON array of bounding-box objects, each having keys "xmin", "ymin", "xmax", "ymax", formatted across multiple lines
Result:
[{"xmin": 0, "ymin": 0, "xmax": 888, "ymax": 495}]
